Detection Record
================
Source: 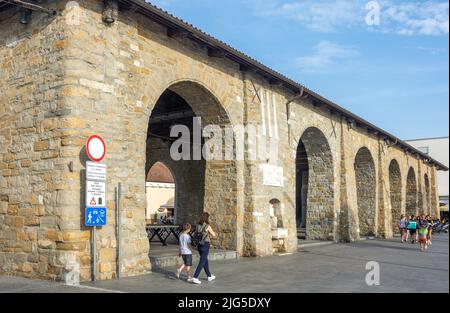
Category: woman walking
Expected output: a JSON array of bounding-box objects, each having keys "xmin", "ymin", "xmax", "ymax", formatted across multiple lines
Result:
[
  {"xmin": 418, "ymin": 219, "xmax": 429, "ymax": 252},
  {"xmin": 399, "ymin": 215, "xmax": 408, "ymax": 243},
  {"xmin": 426, "ymin": 215, "xmax": 433, "ymax": 246},
  {"xmin": 408, "ymin": 215, "xmax": 417, "ymax": 244},
  {"xmin": 405, "ymin": 215, "xmax": 411, "ymax": 241},
  {"xmin": 192, "ymin": 212, "xmax": 217, "ymax": 285}
]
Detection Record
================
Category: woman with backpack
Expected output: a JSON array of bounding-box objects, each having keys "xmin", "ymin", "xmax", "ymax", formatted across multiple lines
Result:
[
  {"xmin": 408, "ymin": 215, "xmax": 417, "ymax": 244},
  {"xmin": 399, "ymin": 215, "xmax": 408, "ymax": 243},
  {"xmin": 192, "ymin": 212, "xmax": 217, "ymax": 285}
]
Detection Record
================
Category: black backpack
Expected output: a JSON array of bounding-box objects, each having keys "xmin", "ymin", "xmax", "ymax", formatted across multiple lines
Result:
[{"xmin": 191, "ymin": 224, "xmax": 207, "ymax": 247}]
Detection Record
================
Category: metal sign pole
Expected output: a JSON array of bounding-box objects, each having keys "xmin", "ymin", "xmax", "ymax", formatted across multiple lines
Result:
[
  {"xmin": 117, "ymin": 183, "xmax": 122, "ymax": 279},
  {"xmin": 85, "ymin": 136, "xmax": 107, "ymax": 283},
  {"xmin": 92, "ymin": 226, "xmax": 97, "ymax": 282}
]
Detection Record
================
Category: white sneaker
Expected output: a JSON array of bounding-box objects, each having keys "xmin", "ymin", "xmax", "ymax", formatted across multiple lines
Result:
[
  {"xmin": 187, "ymin": 278, "xmax": 193, "ymax": 283},
  {"xmin": 207, "ymin": 275, "xmax": 216, "ymax": 282},
  {"xmin": 192, "ymin": 278, "xmax": 202, "ymax": 285},
  {"xmin": 176, "ymin": 269, "xmax": 182, "ymax": 279}
]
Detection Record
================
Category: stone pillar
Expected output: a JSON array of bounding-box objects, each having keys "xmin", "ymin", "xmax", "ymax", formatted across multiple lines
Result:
[
  {"xmin": 376, "ymin": 138, "xmax": 390, "ymax": 238},
  {"xmin": 430, "ymin": 165, "xmax": 440, "ymax": 218},
  {"xmin": 240, "ymin": 75, "xmax": 273, "ymax": 257},
  {"xmin": 417, "ymin": 160, "xmax": 424, "ymax": 215},
  {"xmin": 338, "ymin": 118, "xmax": 357, "ymax": 241},
  {"xmin": 59, "ymin": 0, "xmax": 151, "ymax": 281}
]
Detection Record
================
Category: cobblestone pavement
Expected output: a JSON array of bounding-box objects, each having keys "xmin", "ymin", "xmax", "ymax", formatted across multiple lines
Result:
[{"xmin": 1, "ymin": 234, "xmax": 448, "ymax": 293}]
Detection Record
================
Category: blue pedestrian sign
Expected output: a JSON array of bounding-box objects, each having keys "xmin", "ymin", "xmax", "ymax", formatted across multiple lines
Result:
[{"xmin": 85, "ymin": 207, "xmax": 107, "ymax": 227}]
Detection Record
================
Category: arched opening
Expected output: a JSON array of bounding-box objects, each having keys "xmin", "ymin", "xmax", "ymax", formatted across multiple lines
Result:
[
  {"xmin": 295, "ymin": 127, "xmax": 334, "ymax": 240},
  {"xmin": 269, "ymin": 198, "xmax": 283, "ymax": 228},
  {"xmin": 145, "ymin": 81, "xmax": 237, "ymax": 251},
  {"xmin": 354, "ymin": 147, "xmax": 376, "ymax": 237},
  {"xmin": 424, "ymin": 174, "xmax": 431, "ymax": 215},
  {"xmin": 389, "ymin": 160, "xmax": 402, "ymax": 234},
  {"xmin": 146, "ymin": 162, "xmax": 176, "ymax": 225},
  {"xmin": 146, "ymin": 89, "xmax": 205, "ymax": 227},
  {"xmin": 270, "ymin": 198, "xmax": 287, "ymax": 253},
  {"xmin": 406, "ymin": 167, "xmax": 418, "ymax": 217}
]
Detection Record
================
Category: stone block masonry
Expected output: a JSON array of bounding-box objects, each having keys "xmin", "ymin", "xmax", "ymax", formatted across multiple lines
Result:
[{"xmin": 0, "ymin": 0, "xmax": 445, "ymax": 281}]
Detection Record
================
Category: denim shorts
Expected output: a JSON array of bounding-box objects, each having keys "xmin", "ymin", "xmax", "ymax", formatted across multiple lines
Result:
[{"xmin": 182, "ymin": 254, "xmax": 192, "ymax": 266}]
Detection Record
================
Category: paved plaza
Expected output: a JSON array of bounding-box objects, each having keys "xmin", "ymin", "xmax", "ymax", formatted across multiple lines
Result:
[{"xmin": 0, "ymin": 235, "xmax": 448, "ymax": 293}]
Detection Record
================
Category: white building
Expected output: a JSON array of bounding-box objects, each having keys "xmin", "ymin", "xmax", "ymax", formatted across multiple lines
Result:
[{"xmin": 406, "ymin": 136, "xmax": 449, "ymax": 206}]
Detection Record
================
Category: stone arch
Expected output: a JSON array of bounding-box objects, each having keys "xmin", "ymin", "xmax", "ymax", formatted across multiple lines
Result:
[
  {"xmin": 354, "ymin": 147, "xmax": 377, "ymax": 237},
  {"xmin": 388, "ymin": 159, "xmax": 402, "ymax": 234},
  {"xmin": 146, "ymin": 161, "xmax": 176, "ymax": 183},
  {"xmin": 145, "ymin": 80, "xmax": 237, "ymax": 250},
  {"xmin": 142, "ymin": 77, "xmax": 237, "ymax": 126},
  {"xmin": 406, "ymin": 167, "xmax": 418, "ymax": 217},
  {"xmin": 296, "ymin": 127, "xmax": 335, "ymax": 240},
  {"xmin": 424, "ymin": 173, "xmax": 431, "ymax": 215}
]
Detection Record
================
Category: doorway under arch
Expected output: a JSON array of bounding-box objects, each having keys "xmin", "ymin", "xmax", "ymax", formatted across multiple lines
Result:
[
  {"xmin": 406, "ymin": 167, "xmax": 418, "ymax": 217},
  {"xmin": 354, "ymin": 147, "xmax": 376, "ymax": 237},
  {"xmin": 145, "ymin": 81, "xmax": 237, "ymax": 250},
  {"xmin": 146, "ymin": 161, "xmax": 176, "ymax": 225},
  {"xmin": 295, "ymin": 127, "xmax": 334, "ymax": 240},
  {"xmin": 389, "ymin": 160, "xmax": 402, "ymax": 235}
]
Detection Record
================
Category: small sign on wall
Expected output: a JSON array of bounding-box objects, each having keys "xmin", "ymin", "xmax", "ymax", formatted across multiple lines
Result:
[
  {"xmin": 86, "ymin": 180, "xmax": 106, "ymax": 207},
  {"xmin": 260, "ymin": 164, "xmax": 284, "ymax": 187},
  {"xmin": 86, "ymin": 161, "xmax": 107, "ymax": 181},
  {"xmin": 85, "ymin": 207, "xmax": 107, "ymax": 227}
]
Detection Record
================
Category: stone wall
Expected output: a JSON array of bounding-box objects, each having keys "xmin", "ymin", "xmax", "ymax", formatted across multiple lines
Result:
[
  {"xmin": 0, "ymin": 1, "xmax": 88, "ymax": 280},
  {"xmin": 0, "ymin": 0, "xmax": 443, "ymax": 281}
]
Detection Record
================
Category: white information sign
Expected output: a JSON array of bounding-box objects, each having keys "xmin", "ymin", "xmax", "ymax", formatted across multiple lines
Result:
[
  {"xmin": 86, "ymin": 162, "xmax": 107, "ymax": 182},
  {"xmin": 86, "ymin": 180, "xmax": 106, "ymax": 208},
  {"xmin": 260, "ymin": 164, "xmax": 284, "ymax": 187}
]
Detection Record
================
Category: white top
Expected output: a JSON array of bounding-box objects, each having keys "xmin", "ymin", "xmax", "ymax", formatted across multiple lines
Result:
[{"xmin": 179, "ymin": 233, "xmax": 192, "ymax": 255}]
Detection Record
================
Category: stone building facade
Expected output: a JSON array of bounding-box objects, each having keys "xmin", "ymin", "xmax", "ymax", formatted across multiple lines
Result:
[{"xmin": 0, "ymin": 0, "xmax": 447, "ymax": 281}]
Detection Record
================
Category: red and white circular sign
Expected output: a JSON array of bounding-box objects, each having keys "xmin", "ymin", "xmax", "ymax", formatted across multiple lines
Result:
[{"xmin": 86, "ymin": 135, "xmax": 106, "ymax": 162}]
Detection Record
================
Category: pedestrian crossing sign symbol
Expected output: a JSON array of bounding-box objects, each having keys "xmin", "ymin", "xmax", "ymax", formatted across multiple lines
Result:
[{"xmin": 85, "ymin": 207, "xmax": 107, "ymax": 227}]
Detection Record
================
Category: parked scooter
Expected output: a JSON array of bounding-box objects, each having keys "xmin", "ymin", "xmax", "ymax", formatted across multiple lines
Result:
[{"xmin": 433, "ymin": 221, "xmax": 449, "ymax": 234}]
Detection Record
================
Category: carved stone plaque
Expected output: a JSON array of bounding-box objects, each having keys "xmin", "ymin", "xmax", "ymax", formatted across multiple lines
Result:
[{"xmin": 260, "ymin": 164, "xmax": 284, "ymax": 187}]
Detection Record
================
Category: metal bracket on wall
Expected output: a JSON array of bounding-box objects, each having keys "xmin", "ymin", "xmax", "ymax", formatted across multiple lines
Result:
[
  {"xmin": 329, "ymin": 111, "xmax": 337, "ymax": 138},
  {"xmin": 379, "ymin": 137, "xmax": 387, "ymax": 155},
  {"xmin": 250, "ymin": 79, "xmax": 262, "ymax": 104},
  {"xmin": 285, "ymin": 87, "xmax": 306, "ymax": 146}
]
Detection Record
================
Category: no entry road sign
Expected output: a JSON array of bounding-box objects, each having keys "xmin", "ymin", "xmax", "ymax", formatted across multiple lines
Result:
[{"xmin": 86, "ymin": 135, "xmax": 106, "ymax": 162}]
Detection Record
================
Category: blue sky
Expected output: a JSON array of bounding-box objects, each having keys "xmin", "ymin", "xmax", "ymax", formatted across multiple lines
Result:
[{"xmin": 147, "ymin": 0, "xmax": 449, "ymax": 140}]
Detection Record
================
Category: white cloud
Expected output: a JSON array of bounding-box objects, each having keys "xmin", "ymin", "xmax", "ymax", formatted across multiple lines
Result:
[
  {"xmin": 252, "ymin": 0, "xmax": 363, "ymax": 32},
  {"xmin": 296, "ymin": 41, "xmax": 360, "ymax": 72},
  {"xmin": 381, "ymin": 1, "xmax": 449, "ymax": 36},
  {"xmin": 250, "ymin": 0, "xmax": 449, "ymax": 36},
  {"xmin": 415, "ymin": 46, "xmax": 448, "ymax": 55}
]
